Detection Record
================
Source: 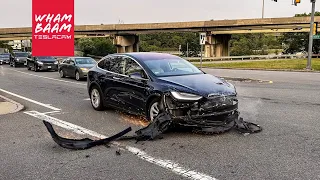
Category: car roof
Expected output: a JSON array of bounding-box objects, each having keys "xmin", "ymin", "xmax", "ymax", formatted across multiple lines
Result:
[{"xmin": 120, "ymin": 52, "xmax": 179, "ymax": 61}]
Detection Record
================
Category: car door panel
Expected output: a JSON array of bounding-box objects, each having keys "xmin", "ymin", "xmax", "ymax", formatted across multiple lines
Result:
[
  {"xmin": 117, "ymin": 57, "xmax": 150, "ymax": 114},
  {"xmin": 120, "ymin": 76, "xmax": 149, "ymax": 114},
  {"xmin": 96, "ymin": 56, "xmax": 124, "ymax": 108}
]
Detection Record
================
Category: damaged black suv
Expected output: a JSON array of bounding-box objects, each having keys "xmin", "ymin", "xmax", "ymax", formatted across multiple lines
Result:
[{"xmin": 87, "ymin": 52, "xmax": 238, "ymax": 127}]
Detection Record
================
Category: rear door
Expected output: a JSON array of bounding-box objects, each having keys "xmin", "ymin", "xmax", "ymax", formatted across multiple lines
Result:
[
  {"xmin": 97, "ymin": 55, "xmax": 126, "ymax": 107},
  {"xmin": 59, "ymin": 59, "xmax": 70, "ymax": 75}
]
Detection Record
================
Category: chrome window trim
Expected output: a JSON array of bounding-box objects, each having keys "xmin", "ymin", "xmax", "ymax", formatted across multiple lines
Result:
[{"xmin": 96, "ymin": 54, "xmax": 150, "ymax": 81}]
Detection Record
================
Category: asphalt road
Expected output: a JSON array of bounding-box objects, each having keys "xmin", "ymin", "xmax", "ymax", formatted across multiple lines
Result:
[{"xmin": 1, "ymin": 65, "xmax": 320, "ymax": 180}]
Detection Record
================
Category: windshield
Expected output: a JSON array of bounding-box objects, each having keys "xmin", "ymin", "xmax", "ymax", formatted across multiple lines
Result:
[
  {"xmin": 75, "ymin": 58, "xmax": 96, "ymax": 64},
  {"xmin": 36, "ymin": 56, "xmax": 55, "ymax": 61},
  {"xmin": 143, "ymin": 58, "xmax": 203, "ymax": 77},
  {"xmin": 14, "ymin": 52, "xmax": 29, "ymax": 57}
]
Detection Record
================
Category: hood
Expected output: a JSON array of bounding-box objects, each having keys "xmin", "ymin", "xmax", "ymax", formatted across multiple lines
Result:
[
  {"xmin": 77, "ymin": 64, "xmax": 95, "ymax": 69},
  {"xmin": 15, "ymin": 57, "xmax": 27, "ymax": 60},
  {"xmin": 38, "ymin": 59, "xmax": 56, "ymax": 63},
  {"xmin": 158, "ymin": 74, "xmax": 236, "ymax": 97}
]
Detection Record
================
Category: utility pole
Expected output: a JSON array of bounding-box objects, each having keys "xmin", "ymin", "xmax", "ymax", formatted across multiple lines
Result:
[{"xmin": 307, "ymin": 0, "xmax": 316, "ymax": 70}]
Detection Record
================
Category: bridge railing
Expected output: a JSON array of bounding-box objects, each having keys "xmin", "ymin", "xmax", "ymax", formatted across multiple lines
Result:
[{"xmin": 87, "ymin": 54, "xmax": 320, "ymax": 62}]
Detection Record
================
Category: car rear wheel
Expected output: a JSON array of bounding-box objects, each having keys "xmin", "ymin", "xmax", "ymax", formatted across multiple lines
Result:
[
  {"xmin": 34, "ymin": 64, "xmax": 38, "ymax": 72},
  {"xmin": 27, "ymin": 63, "xmax": 31, "ymax": 70},
  {"xmin": 90, "ymin": 86, "xmax": 104, "ymax": 111},
  {"xmin": 75, "ymin": 71, "xmax": 80, "ymax": 81},
  {"xmin": 147, "ymin": 98, "xmax": 162, "ymax": 122},
  {"xmin": 59, "ymin": 69, "xmax": 65, "ymax": 78}
]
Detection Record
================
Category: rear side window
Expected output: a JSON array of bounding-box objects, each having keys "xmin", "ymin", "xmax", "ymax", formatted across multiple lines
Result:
[{"xmin": 98, "ymin": 56, "xmax": 125, "ymax": 74}]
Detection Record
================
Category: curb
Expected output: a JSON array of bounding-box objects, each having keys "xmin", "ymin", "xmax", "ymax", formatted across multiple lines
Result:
[
  {"xmin": 0, "ymin": 95, "xmax": 24, "ymax": 115},
  {"xmin": 203, "ymin": 67, "xmax": 320, "ymax": 73},
  {"xmin": 220, "ymin": 76, "xmax": 273, "ymax": 84}
]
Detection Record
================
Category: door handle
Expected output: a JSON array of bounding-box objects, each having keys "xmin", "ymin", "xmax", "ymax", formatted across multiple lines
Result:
[{"xmin": 113, "ymin": 77, "xmax": 120, "ymax": 80}]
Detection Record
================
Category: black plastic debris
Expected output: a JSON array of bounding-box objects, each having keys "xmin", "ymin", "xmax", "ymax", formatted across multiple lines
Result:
[
  {"xmin": 234, "ymin": 117, "xmax": 262, "ymax": 134},
  {"xmin": 43, "ymin": 121, "xmax": 131, "ymax": 150},
  {"xmin": 134, "ymin": 111, "xmax": 173, "ymax": 141}
]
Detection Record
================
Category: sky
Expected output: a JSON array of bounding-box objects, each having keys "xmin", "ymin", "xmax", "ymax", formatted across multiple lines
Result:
[{"xmin": 0, "ymin": 0, "xmax": 319, "ymax": 28}]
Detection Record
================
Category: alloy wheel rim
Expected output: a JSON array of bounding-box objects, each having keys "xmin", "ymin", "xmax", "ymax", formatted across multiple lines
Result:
[
  {"xmin": 76, "ymin": 72, "xmax": 80, "ymax": 80},
  {"xmin": 60, "ymin": 70, "xmax": 63, "ymax": 77},
  {"xmin": 150, "ymin": 102, "xmax": 160, "ymax": 121},
  {"xmin": 91, "ymin": 89, "xmax": 100, "ymax": 108}
]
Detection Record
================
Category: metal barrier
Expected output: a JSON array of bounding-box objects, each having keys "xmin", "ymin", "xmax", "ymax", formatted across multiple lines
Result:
[{"xmin": 86, "ymin": 54, "xmax": 319, "ymax": 63}]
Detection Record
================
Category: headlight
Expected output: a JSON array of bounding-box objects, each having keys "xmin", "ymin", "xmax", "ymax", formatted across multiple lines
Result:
[
  {"xmin": 170, "ymin": 91, "xmax": 202, "ymax": 101},
  {"xmin": 80, "ymin": 68, "xmax": 88, "ymax": 72},
  {"xmin": 16, "ymin": 58, "xmax": 19, "ymax": 61},
  {"xmin": 37, "ymin": 61, "xmax": 43, "ymax": 65},
  {"xmin": 54, "ymin": 61, "xmax": 58, "ymax": 64}
]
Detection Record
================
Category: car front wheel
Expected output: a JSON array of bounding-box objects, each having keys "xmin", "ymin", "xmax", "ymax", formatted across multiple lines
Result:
[
  {"xmin": 75, "ymin": 71, "xmax": 80, "ymax": 81},
  {"xmin": 90, "ymin": 86, "xmax": 104, "ymax": 111},
  {"xmin": 147, "ymin": 98, "xmax": 162, "ymax": 122}
]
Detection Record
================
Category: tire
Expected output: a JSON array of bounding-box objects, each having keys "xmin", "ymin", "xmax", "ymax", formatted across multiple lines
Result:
[
  {"xmin": 13, "ymin": 62, "xmax": 17, "ymax": 68},
  {"xmin": 147, "ymin": 98, "xmax": 162, "ymax": 122},
  {"xmin": 90, "ymin": 86, "xmax": 104, "ymax": 111},
  {"xmin": 59, "ymin": 69, "xmax": 65, "ymax": 78},
  {"xmin": 27, "ymin": 63, "xmax": 31, "ymax": 70},
  {"xmin": 75, "ymin": 71, "xmax": 80, "ymax": 81},
  {"xmin": 34, "ymin": 64, "xmax": 38, "ymax": 72}
]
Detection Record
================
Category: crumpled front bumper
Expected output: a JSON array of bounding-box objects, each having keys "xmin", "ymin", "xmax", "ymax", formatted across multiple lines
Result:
[{"xmin": 162, "ymin": 93, "xmax": 239, "ymax": 130}]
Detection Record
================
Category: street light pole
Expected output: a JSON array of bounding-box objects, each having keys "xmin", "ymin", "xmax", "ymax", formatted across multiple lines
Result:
[
  {"xmin": 307, "ymin": 0, "xmax": 316, "ymax": 70},
  {"xmin": 262, "ymin": 0, "xmax": 265, "ymax": 18}
]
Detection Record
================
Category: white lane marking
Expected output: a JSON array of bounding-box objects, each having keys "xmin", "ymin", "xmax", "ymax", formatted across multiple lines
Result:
[
  {"xmin": 41, "ymin": 110, "xmax": 61, "ymax": 115},
  {"xmin": 83, "ymin": 98, "xmax": 90, "ymax": 101},
  {"xmin": 11, "ymin": 69, "xmax": 86, "ymax": 86},
  {"xmin": 24, "ymin": 110, "xmax": 217, "ymax": 180},
  {"xmin": 0, "ymin": 88, "xmax": 61, "ymax": 111}
]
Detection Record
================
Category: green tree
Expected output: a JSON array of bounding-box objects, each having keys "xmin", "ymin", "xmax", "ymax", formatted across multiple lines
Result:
[
  {"xmin": 281, "ymin": 12, "xmax": 320, "ymax": 54},
  {"xmin": 76, "ymin": 38, "xmax": 116, "ymax": 56}
]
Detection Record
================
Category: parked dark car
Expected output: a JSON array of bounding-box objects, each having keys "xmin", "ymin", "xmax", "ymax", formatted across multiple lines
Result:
[
  {"xmin": 58, "ymin": 57, "xmax": 97, "ymax": 81},
  {"xmin": 0, "ymin": 53, "xmax": 11, "ymax": 65},
  {"xmin": 87, "ymin": 52, "xmax": 238, "ymax": 125},
  {"xmin": 27, "ymin": 55, "xmax": 58, "ymax": 72},
  {"xmin": 10, "ymin": 51, "xmax": 30, "ymax": 67}
]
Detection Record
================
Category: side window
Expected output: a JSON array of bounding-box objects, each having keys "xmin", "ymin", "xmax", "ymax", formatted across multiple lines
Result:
[
  {"xmin": 97, "ymin": 57, "xmax": 106, "ymax": 69},
  {"xmin": 99, "ymin": 56, "xmax": 125, "ymax": 74},
  {"xmin": 124, "ymin": 57, "xmax": 147, "ymax": 78}
]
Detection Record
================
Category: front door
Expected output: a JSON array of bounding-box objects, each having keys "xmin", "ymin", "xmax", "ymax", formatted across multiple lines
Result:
[
  {"xmin": 119, "ymin": 57, "xmax": 150, "ymax": 115},
  {"xmin": 67, "ymin": 59, "xmax": 77, "ymax": 77}
]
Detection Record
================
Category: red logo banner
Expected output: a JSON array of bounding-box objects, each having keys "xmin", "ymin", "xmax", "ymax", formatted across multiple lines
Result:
[{"xmin": 32, "ymin": 0, "xmax": 74, "ymax": 56}]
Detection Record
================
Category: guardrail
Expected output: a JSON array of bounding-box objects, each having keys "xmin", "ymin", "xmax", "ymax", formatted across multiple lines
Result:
[
  {"xmin": 87, "ymin": 54, "xmax": 320, "ymax": 62},
  {"xmin": 185, "ymin": 54, "xmax": 308, "ymax": 62}
]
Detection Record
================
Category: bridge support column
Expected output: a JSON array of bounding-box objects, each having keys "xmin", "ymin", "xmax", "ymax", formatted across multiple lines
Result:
[
  {"xmin": 113, "ymin": 35, "xmax": 139, "ymax": 53},
  {"xmin": 204, "ymin": 34, "xmax": 231, "ymax": 58}
]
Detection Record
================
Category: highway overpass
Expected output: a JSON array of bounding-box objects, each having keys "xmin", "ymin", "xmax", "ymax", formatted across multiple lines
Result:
[{"xmin": 0, "ymin": 16, "xmax": 318, "ymax": 57}]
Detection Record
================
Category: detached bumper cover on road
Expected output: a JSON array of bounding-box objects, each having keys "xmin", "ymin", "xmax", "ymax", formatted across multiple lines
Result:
[{"xmin": 43, "ymin": 120, "xmax": 132, "ymax": 150}]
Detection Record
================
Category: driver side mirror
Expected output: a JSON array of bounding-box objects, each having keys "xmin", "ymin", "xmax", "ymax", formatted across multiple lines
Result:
[{"xmin": 129, "ymin": 72, "xmax": 145, "ymax": 79}]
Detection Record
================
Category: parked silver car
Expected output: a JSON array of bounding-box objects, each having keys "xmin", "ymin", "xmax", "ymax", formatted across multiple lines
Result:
[{"xmin": 58, "ymin": 57, "xmax": 97, "ymax": 81}]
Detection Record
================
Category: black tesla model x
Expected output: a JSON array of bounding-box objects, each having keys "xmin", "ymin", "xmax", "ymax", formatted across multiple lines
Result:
[{"xmin": 87, "ymin": 52, "xmax": 238, "ymax": 125}]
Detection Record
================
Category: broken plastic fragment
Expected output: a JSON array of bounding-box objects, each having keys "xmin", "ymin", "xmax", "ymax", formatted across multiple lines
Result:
[{"xmin": 43, "ymin": 120, "xmax": 132, "ymax": 150}]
